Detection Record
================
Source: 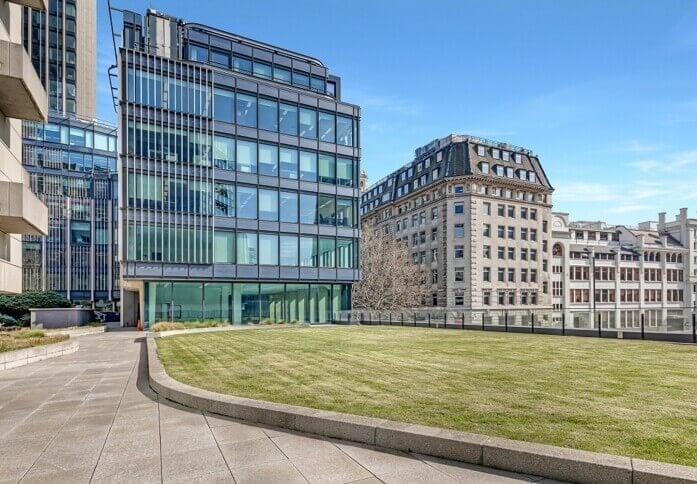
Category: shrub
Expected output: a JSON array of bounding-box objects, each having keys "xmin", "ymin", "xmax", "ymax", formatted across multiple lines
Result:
[
  {"xmin": 260, "ymin": 318, "xmax": 274, "ymax": 325},
  {"xmin": 151, "ymin": 322, "xmax": 186, "ymax": 332},
  {"xmin": 0, "ymin": 313, "xmax": 19, "ymax": 327},
  {"xmin": 0, "ymin": 291, "xmax": 71, "ymax": 320},
  {"xmin": 13, "ymin": 329, "xmax": 45, "ymax": 339}
]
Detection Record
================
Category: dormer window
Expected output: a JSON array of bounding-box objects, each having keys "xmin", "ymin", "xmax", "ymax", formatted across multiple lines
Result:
[
  {"xmin": 502, "ymin": 151, "xmax": 510, "ymax": 161},
  {"xmin": 492, "ymin": 149, "xmax": 500, "ymax": 159},
  {"xmin": 480, "ymin": 162, "xmax": 489, "ymax": 174},
  {"xmin": 477, "ymin": 145, "xmax": 485, "ymax": 156},
  {"xmin": 529, "ymin": 172, "xmax": 537, "ymax": 183},
  {"xmin": 514, "ymin": 153, "xmax": 522, "ymax": 164},
  {"xmin": 437, "ymin": 151, "xmax": 443, "ymax": 162},
  {"xmin": 505, "ymin": 167, "xmax": 514, "ymax": 178},
  {"xmin": 494, "ymin": 165, "xmax": 504, "ymax": 176}
]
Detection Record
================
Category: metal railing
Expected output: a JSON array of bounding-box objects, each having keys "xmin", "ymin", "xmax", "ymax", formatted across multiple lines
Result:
[{"xmin": 333, "ymin": 306, "xmax": 697, "ymax": 344}]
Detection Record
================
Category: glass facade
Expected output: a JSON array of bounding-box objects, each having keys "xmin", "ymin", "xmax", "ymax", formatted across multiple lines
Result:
[
  {"xmin": 145, "ymin": 282, "xmax": 350, "ymax": 326},
  {"xmin": 120, "ymin": 11, "xmax": 360, "ymax": 327},
  {"xmin": 21, "ymin": 118, "xmax": 119, "ymax": 306}
]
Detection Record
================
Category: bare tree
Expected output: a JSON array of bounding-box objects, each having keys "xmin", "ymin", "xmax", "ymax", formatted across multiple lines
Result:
[{"xmin": 353, "ymin": 228, "xmax": 429, "ymax": 310}]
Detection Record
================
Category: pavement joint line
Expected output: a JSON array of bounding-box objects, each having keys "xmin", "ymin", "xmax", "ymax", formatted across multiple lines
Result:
[
  {"xmin": 157, "ymin": 395, "xmax": 164, "ymax": 484},
  {"xmin": 87, "ymin": 348, "xmax": 140, "ymax": 484},
  {"xmin": 17, "ymin": 371, "xmax": 89, "ymax": 482},
  {"xmin": 265, "ymin": 431, "xmax": 314, "ymax": 484},
  {"xmin": 329, "ymin": 439, "xmax": 385, "ymax": 483},
  {"xmin": 203, "ymin": 407, "xmax": 237, "ymax": 482}
]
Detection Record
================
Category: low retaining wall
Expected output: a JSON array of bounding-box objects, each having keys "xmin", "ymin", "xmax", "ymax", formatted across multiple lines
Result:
[
  {"xmin": 31, "ymin": 308, "xmax": 95, "ymax": 329},
  {"xmin": 146, "ymin": 333, "xmax": 697, "ymax": 484},
  {"xmin": 1, "ymin": 338, "xmax": 78, "ymax": 371}
]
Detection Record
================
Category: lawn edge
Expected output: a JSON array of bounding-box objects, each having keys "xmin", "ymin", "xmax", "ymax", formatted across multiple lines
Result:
[
  {"xmin": 146, "ymin": 329, "xmax": 697, "ymax": 484},
  {"xmin": 0, "ymin": 337, "xmax": 77, "ymax": 370}
]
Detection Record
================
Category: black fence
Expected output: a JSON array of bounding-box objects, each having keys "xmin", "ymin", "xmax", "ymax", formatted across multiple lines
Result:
[{"xmin": 333, "ymin": 307, "xmax": 697, "ymax": 344}]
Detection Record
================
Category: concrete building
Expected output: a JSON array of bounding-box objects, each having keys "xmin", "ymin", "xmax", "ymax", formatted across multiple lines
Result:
[
  {"xmin": 118, "ymin": 10, "xmax": 361, "ymax": 327},
  {"xmin": 360, "ymin": 134, "xmax": 553, "ymax": 309},
  {"xmin": 0, "ymin": 0, "xmax": 49, "ymax": 294},
  {"xmin": 551, "ymin": 209, "xmax": 696, "ymax": 329},
  {"xmin": 20, "ymin": 0, "xmax": 120, "ymax": 308}
]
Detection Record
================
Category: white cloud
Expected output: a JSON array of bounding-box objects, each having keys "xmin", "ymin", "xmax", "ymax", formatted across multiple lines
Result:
[{"xmin": 629, "ymin": 150, "xmax": 697, "ymax": 173}]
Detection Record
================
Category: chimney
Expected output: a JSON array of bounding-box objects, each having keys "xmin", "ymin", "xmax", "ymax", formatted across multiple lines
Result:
[
  {"xmin": 661, "ymin": 235, "xmax": 668, "ymax": 247},
  {"xmin": 680, "ymin": 207, "xmax": 688, "ymax": 222},
  {"xmin": 658, "ymin": 212, "xmax": 666, "ymax": 230}
]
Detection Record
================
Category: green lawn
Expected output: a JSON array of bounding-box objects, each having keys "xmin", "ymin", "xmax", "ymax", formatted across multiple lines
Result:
[
  {"xmin": 0, "ymin": 330, "xmax": 68, "ymax": 353},
  {"xmin": 156, "ymin": 326, "xmax": 697, "ymax": 467}
]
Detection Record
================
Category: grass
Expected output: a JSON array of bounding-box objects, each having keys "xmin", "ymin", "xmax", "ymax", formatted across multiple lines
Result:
[
  {"xmin": 155, "ymin": 326, "xmax": 697, "ymax": 467},
  {"xmin": 0, "ymin": 329, "xmax": 68, "ymax": 352},
  {"xmin": 151, "ymin": 320, "xmax": 229, "ymax": 332}
]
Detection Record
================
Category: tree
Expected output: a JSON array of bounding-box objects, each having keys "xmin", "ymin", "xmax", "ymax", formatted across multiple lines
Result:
[{"xmin": 352, "ymin": 228, "xmax": 429, "ymax": 310}]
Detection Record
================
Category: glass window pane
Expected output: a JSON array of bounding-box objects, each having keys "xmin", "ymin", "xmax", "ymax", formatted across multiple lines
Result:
[
  {"xmin": 204, "ymin": 283, "xmax": 233, "ymax": 323},
  {"xmin": 147, "ymin": 281, "xmax": 171, "ymax": 326},
  {"xmin": 211, "ymin": 49, "xmax": 230, "ymax": 68},
  {"xmin": 273, "ymin": 66, "xmax": 291, "ymax": 84},
  {"xmin": 253, "ymin": 61, "xmax": 272, "ymax": 79},
  {"xmin": 214, "ymin": 135, "xmax": 235, "ymax": 170},
  {"xmin": 69, "ymin": 127, "xmax": 85, "ymax": 146},
  {"xmin": 311, "ymin": 76, "xmax": 325, "ymax": 93},
  {"xmin": 337, "ymin": 239, "xmax": 354, "ymax": 268},
  {"xmin": 337, "ymin": 116, "xmax": 353, "ymax": 146},
  {"xmin": 232, "ymin": 56, "xmax": 252, "ymax": 73},
  {"xmin": 319, "ymin": 154, "xmax": 336, "ymax": 185},
  {"xmin": 280, "ymin": 235, "xmax": 298, "ymax": 266},
  {"xmin": 188, "ymin": 43, "xmax": 208, "ymax": 62},
  {"xmin": 259, "ymin": 283, "xmax": 284, "ymax": 321},
  {"xmin": 236, "ymin": 186, "xmax": 257, "ymax": 219},
  {"xmin": 336, "ymin": 198, "xmax": 354, "ymax": 227},
  {"xmin": 236, "ymin": 139, "xmax": 257, "ymax": 173},
  {"xmin": 70, "ymin": 221, "xmax": 90, "ymax": 244},
  {"xmin": 236, "ymin": 232, "xmax": 258, "ymax": 264},
  {"xmin": 300, "ymin": 236, "xmax": 317, "ymax": 267},
  {"xmin": 299, "ymin": 108, "xmax": 316, "ymax": 139},
  {"xmin": 214, "ymin": 87, "xmax": 234, "ymax": 123},
  {"xmin": 299, "ymin": 151, "xmax": 317, "ymax": 182},
  {"xmin": 319, "ymin": 238, "xmax": 335, "ymax": 268},
  {"xmin": 214, "ymin": 183, "xmax": 235, "ymax": 216},
  {"xmin": 258, "ymin": 98, "xmax": 278, "ymax": 132},
  {"xmin": 318, "ymin": 112, "xmax": 335, "ymax": 143},
  {"xmin": 171, "ymin": 283, "xmax": 203, "ymax": 322},
  {"xmin": 292, "ymin": 71, "xmax": 310, "ymax": 88},
  {"xmin": 258, "ymin": 234, "xmax": 278, "ymax": 265},
  {"xmin": 214, "ymin": 231, "xmax": 235, "ymax": 263},
  {"xmin": 258, "ymin": 143, "xmax": 278, "ymax": 176},
  {"xmin": 319, "ymin": 195, "xmax": 335, "ymax": 226},
  {"xmin": 235, "ymin": 283, "xmax": 259, "ymax": 324},
  {"xmin": 279, "ymin": 191, "xmax": 298, "ymax": 223},
  {"xmin": 236, "ymin": 93, "xmax": 257, "ymax": 127},
  {"xmin": 279, "ymin": 103, "xmax": 298, "ymax": 135},
  {"xmin": 299, "ymin": 193, "xmax": 317, "ymax": 224},
  {"xmin": 336, "ymin": 157, "xmax": 354, "ymax": 187},
  {"xmin": 280, "ymin": 147, "xmax": 298, "ymax": 179},
  {"xmin": 258, "ymin": 188, "xmax": 278, "ymax": 221}
]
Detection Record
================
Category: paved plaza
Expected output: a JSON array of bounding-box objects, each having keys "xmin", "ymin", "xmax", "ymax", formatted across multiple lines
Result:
[{"xmin": 0, "ymin": 332, "xmax": 557, "ymax": 483}]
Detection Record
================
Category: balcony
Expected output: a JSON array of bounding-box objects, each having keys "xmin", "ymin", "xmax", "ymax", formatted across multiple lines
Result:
[
  {"xmin": 0, "ymin": 181, "xmax": 48, "ymax": 236},
  {"xmin": 0, "ymin": 39, "xmax": 47, "ymax": 122},
  {"xmin": 6, "ymin": 0, "xmax": 46, "ymax": 9}
]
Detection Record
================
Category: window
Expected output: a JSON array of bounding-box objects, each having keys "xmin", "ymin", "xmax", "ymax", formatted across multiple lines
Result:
[
  {"xmin": 214, "ymin": 183, "xmax": 235, "ymax": 216},
  {"xmin": 498, "ymin": 268, "xmax": 505, "ymax": 282},
  {"xmin": 478, "ymin": 145, "xmax": 485, "ymax": 156},
  {"xmin": 454, "ymin": 185, "xmax": 465, "ymax": 194},
  {"xmin": 299, "ymin": 151, "xmax": 317, "ymax": 182},
  {"xmin": 454, "ymin": 203, "xmax": 464, "ymax": 214},
  {"xmin": 319, "ymin": 238, "xmax": 336, "ymax": 267},
  {"xmin": 237, "ymin": 140, "xmax": 257, "ymax": 173},
  {"xmin": 300, "ymin": 236, "xmax": 317, "ymax": 266},
  {"xmin": 507, "ymin": 227, "xmax": 515, "ymax": 239},
  {"xmin": 293, "ymin": 71, "xmax": 310, "ymax": 88},
  {"xmin": 233, "ymin": 55, "xmax": 252, "ymax": 73},
  {"xmin": 508, "ymin": 269, "xmax": 515, "ymax": 282},
  {"xmin": 454, "ymin": 224, "xmax": 465, "ymax": 238},
  {"xmin": 498, "ymin": 247, "xmax": 505, "ymax": 259},
  {"xmin": 237, "ymin": 232, "xmax": 258, "ymax": 265},
  {"xmin": 236, "ymin": 186, "xmax": 257, "ymax": 219},
  {"xmin": 259, "ymin": 189, "xmax": 278, "ymax": 221},
  {"xmin": 455, "ymin": 292, "xmax": 465, "ymax": 306},
  {"xmin": 258, "ymin": 143, "xmax": 278, "ymax": 176},
  {"xmin": 253, "ymin": 61, "xmax": 272, "ymax": 79},
  {"xmin": 236, "ymin": 93, "xmax": 257, "ymax": 127},
  {"xmin": 279, "ymin": 191, "xmax": 298, "ymax": 223},
  {"xmin": 483, "ymin": 267, "xmax": 490, "ymax": 282},
  {"xmin": 70, "ymin": 221, "xmax": 90, "ymax": 244},
  {"xmin": 280, "ymin": 235, "xmax": 298, "ymax": 266},
  {"xmin": 498, "ymin": 225, "xmax": 505, "ymax": 238},
  {"xmin": 319, "ymin": 154, "xmax": 336, "ymax": 184},
  {"xmin": 483, "ymin": 291, "xmax": 491, "ymax": 306},
  {"xmin": 483, "ymin": 245, "xmax": 491, "ymax": 258},
  {"xmin": 507, "ymin": 206, "xmax": 515, "ymax": 218},
  {"xmin": 319, "ymin": 112, "xmax": 336, "ymax": 143},
  {"xmin": 481, "ymin": 162, "xmax": 489, "ymax": 174},
  {"xmin": 279, "ymin": 103, "xmax": 298, "ymax": 135},
  {"xmin": 530, "ymin": 209, "xmax": 537, "ymax": 221},
  {"xmin": 273, "ymin": 66, "xmax": 291, "ymax": 84},
  {"xmin": 337, "ymin": 239, "xmax": 354, "ymax": 268},
  {"xmin": 259, "ymin": 234, "xmax": 279, "ymax": 265},
  {"xmin": 279, "ymin": 147, "xmax": 298, "ymax": 179},
  {"xmin": 211, "ymin": 49, "xmax": 230, "ymax": 68},
  {"xmin": 213, "ymin": 135, "xmax": 235, "ymax": 170},
  {"xmin": 188, "ymin": 43, "xmax": 208, "ymax": 62},
  {"xmin": 213, "ymin": 88, "xmax": 234, "ymax": 123},
  {"xmin": 508, "ymin": 247, "xmax": 515, "ymax": 260},
  {"xmin": 337, "ymin": 116, "xmax": 354, "ymax": 146},
  {"xmin": 299, "ymin": 108, "xmax": 317, "ymax": 138},
  {"xmin": 319, "ymin": 196, "xmax": 336, "ymax": 225},
  {"xmin": 336, "ymin": 198, "xmax": 355, "ymax": 227},
  {"xmin": 258, "ymin": 98, "xmax": 278, "ymax": 132},
  {"xmin": 483, "ymin": 202, "xmax": 491, "ymax": 215},
  {"xmin": 300, "ymin": 194, "xmax": 317, "ymax": 224},
  {"xmin": 454, "ymin": 245, "xmax": 464, "ymax": 258},
  {"xmin": 483, "ymin": 224, "xmax": 491, "ymax": 237},
  {"xmin": 337, "ymin": 158, "xmax": 354, "ymax": 187}
]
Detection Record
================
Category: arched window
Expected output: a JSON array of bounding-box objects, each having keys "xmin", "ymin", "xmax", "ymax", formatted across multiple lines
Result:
[{"xmin": 552, "ymin": 243, "xmax": 563, "ymax": 257}]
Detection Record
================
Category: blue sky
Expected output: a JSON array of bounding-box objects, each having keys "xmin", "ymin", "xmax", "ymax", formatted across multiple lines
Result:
[{"xmin": 97, "ymin": 0, "xmax": 697, "ymax": 225}]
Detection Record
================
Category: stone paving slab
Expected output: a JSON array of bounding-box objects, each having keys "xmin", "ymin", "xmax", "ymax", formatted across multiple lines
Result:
[{"xmin": 0, "ymin": 331, "xmax": 554, "ymax": 483}]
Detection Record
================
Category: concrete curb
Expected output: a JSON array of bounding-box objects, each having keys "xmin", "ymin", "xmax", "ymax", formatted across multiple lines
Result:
[
  {"xmin": 0, "ymin": 338, "xmax": 78, "ymax": 371},
  {"xmin": 146, "ymin": 335, "xmax": 697, "ymax": 484},
  {"xmin": 52, "ymin": 326, "xmax": 106, "ymax": 337}
]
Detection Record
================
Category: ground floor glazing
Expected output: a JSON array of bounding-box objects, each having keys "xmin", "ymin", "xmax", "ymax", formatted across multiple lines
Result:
[{"xmin": 144, "ymin": 282, "xmax": 351, "ymax": 327}]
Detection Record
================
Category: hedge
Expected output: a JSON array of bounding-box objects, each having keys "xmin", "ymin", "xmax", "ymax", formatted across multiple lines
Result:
[{"xmin": 0, "ymin": 291, "xmax": 71, "ymax": 321}]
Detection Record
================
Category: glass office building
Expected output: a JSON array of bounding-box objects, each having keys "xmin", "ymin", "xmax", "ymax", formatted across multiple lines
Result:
[
  {"xmin": 118, "ymin": 10, "xmax": 361, "ymax": 327},
  {"xmin": 21, "ymin": 117, "xmax": 119, "ymax": 306}
]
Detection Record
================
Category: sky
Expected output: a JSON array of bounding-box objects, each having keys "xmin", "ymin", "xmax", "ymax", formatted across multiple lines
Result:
[{"xmin": 96, "ymin": 0, "xmax": 697, "ymax": 225}]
